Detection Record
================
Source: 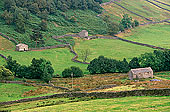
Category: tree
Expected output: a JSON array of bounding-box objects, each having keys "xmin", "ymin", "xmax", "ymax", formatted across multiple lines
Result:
[
  {"xmin": 40, "ymin": 66, "xmax": 53, "ymax": 83},
  {"xmin": 94, "ymin": 0, "xmax": 103, "ymax": 4},
  {"xmin": 133, "ymin": 20, "xmax": 139, "ymax": 27},
  {"xmin": 62, "ymin": 68, "xmax": 72, "ymax": 78},
  {"xmin": 117, "ymin": 58, "xmax": 130, "ymax": 73},
  {"xmin": 28, "ymin": 3, "xmax": 40, "ymax": 14},
  {"xmin": 15, "ymin": 13, "xmax": 26, "ymax": 33},
  {"xmin": 107, "ymin": 22, "xmax": 120, "ymax": 35},
  {"xmin": 62, "ymin": 66, "xmax": 84, "ymax": 78},
  {"xmin": 139, "ymin": 53, "xmax": 162, "ymax": 72},
  {"xmin": 120, "ymin": 14, "xmax": 132, "ymax": 29},
  {"xmin": 0, "ymin": 66, "xmax": 14, "ymax": 81},
  {"xmin": 37, "ymin": 9, "xmax": 49, "ymax": 20},
  {"xmin": 1, "ymin": 10, "xmax": 14, "ymax": 25},
  {"xmin": 39, "ymin": 19, "xmax": 48, "ymax": 31},
  {"xmin": 79, "ymin": 49, "xmax": 92, "ymax": 62},
  {"xmin": 28, "ymin": 58, "xmax": 54, "ymax": 81},
  {"xmin": 30, "ymin": 29, "xmax": 43, "ymax": 48},
  {"xmin": 87, "ymin": 56, "xmax": 118, "ymax": 74},
  {"xmin": 129, "ymin": 57, "xmax": 140, "ymax": 69},
  {"xmin": 5, "ymin": 56, "xmax": 21, "ymax": 76},
  {"xmin": 17, "ymin": 65, "xmax": 29, "ymax": 78}
]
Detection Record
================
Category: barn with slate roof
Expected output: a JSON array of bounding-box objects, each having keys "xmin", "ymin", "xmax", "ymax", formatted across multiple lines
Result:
[
  {"xmin": 128, "ymin": 67, "xmax": 153, "ymax": 80},
  {"xmin": 78, "ymin": 30, "xmax": 88, "ymax": 37},
  {"xmin": 16, "ymin": 43, "xmax": 28, "ymax": 52}
]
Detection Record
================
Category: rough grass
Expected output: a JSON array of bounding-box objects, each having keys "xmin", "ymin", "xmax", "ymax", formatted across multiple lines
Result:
[
  {"xmin": 0, "ymin": 36, "xmax": 15, "ymax": 50},
  {"xmin": 0, "ymin": 48, "xmax": 88, "ymax": 75},
  {"xmin": 118, "ymin": 23, "xmax": 170, "ymax": 49},
  {"xmin": 11, "ymin": 96, "xmax": 170, "ymax": 112},
  {"xmin": 0, "ymin": 9, "xmax": 108, "ymax": 48},
  {"xmin": 74, "ymin": 38, "xmax": 154, "ymax": 62},
  {"xmin": 0, "ymin": 83, "xmax": 37, "ymax": 102}
]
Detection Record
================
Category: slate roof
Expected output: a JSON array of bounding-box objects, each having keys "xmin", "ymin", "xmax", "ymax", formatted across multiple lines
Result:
[
  {"xmin": 16, "ymin": 43, "xmax": 28, "ymax": 47},
  {"xmin": 130, "ymin": 67, "xmax": 152, "ymax": 74}
]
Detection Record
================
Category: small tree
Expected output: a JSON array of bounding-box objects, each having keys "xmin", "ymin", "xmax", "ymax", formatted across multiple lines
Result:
[
  {"xmin": 62, "ymin": 66, "xmax": 84, "ymax": 78},
  {"xmin": 120, "ymin": 14, "xmax": 132, "ymax": 29},
  {"xmin": 0, "ymin": 66, "xmax": 14, "ymax": 81},
  {"xmin": 132, "ymin": 20, "xmax": 139, "ymax": 27},
  {"xmin": 79, "ymin": 49, "xmax": 91, "ymax": 62}
]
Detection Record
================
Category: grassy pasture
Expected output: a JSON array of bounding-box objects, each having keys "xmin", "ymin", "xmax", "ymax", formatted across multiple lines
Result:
[
  {"xmin": 0, "ymin": 36, "xmax": 154, "ymax": 75},
  {"xmin": 74, "ymin": 38, "xmax": 154, "ymax": 62},
  {"xmin": 0, "ymin": 48, "xmax": 88, "ymax": 75},
  {"xmin": 118, "ymin": 24, "xmax": 170, "ymax": 49},
  {"xmin": 7, "ymin": 96, "xmax": 170, "ymax": 112},
  {"xmin": 0, "ymin": 83, "xmax": 37, "ymax": 102}
]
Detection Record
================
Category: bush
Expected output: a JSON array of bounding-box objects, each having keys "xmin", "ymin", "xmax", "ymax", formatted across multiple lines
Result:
[
  {"xmin": 29, "ymin": 58, "xmax": 54, "ymax": 82},
  {"xmin": 62, "ymin": 66, "xmax": 84, "ymax": 78},
  {"xmin": 0, "ymin": 66, "xmax": 14, "ymax": 81},
  {"xmin": 87, "ymin": 56, "xmax": 118, "ymax": 74}
]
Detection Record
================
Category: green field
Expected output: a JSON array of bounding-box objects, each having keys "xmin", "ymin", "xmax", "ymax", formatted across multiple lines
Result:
[
  {"xmin": 0, "ymin": 36, "xmax": 155, "ymax": 75},
  {"xmin": 75, "ymin": 38, "xmax": 154, "ymax": 62},
  {"xmin": 119, "ymin": 24, "xmax": 170, "ymax": 49},
  {"xmin": 0, "ymin": 48, "xmax": 88, "ymax": 75},
  {"xmin": 0, "ymin": 83, "xmax": 37, "ymax": 102},
  {"xmin": 3, "ymin": 96, "xmax": 170, "ymax": 112}
]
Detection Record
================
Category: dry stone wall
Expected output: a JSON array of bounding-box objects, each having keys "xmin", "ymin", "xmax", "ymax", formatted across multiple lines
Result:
[
  {"xmin": 145, "ymin": 0, "xmax": 170, "ymax": 12},
  {"xmin": 153, "ymin": 0, "xmax": 170, "ymax": 7},
  {"xmin": 0, "ymin": 32, "xmax": 18, "ymax": 44},
  {"xmin": 1, "ymin": 88, "xmax": 170, "ymax": 105}
]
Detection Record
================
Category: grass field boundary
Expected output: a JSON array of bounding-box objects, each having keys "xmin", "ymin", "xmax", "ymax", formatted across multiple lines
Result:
[
  {"xmin": 116, "ymin": 36, "xmax": 170, "ymax": 50},
  {"xmin": 145, "ymin": 0, "xmax": 170, "ymax": 12},
  {"xmin": 51, "ymin": 36, "xmax": 90, "ymax": 64},
  {"xmin": 0, "ymin": 81, "xmax": 70, "ymax": 91},
  {"xmin": 1, "ymin": 88, "xmax": 170, "ymax": 105},
  {"xmin": 0, "ymin": 32, "xmax": 18, "ymax": 45},
  {"xmin": 0, "ymin": 54, "xmax": 7, "ymax": 60},
  {"xmin": 112, "ymin": 1, "xmax": 152, "ymax": 21},
  {"xmin": 153, "ymin": 0, "xmax": 170, "ymax": 7}
]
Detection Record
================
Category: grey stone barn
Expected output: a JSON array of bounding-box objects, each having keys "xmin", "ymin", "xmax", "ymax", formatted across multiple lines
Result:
[
  {"xmin": 16, "ymin": 44, "xmax": 28, "ymax": 51},
  {"xmin": 128, "ymin": 67, "xmax": 153, "ymax": 80},
  {"xmin": 79, "ymin": 30, "xmax": 88, "ymax": 37}
]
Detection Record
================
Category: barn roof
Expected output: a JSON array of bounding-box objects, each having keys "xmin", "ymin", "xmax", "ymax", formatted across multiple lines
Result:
[
  {"xmin": 16, "ymin": 43, "xmax": 28, "ymax": 47},
  {"xmin": 130, "ymin": 67, "xmax": 152, "ymax": 74},
  {"xmin": 80, "ymin": 30, "xmax": 88, "ymax": 33}
]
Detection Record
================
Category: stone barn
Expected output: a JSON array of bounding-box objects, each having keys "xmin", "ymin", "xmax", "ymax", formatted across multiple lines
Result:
[
  {"xmin": 128, "ymin": 67, "xmax": 153, "ymax": 80},
  {"xmin": 78, "ymin": 30, "xmax": 88, "ymax": 37},
  {"xmin": 16, "ymin": 44, "xmax": 28, "ymax": 51}
]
